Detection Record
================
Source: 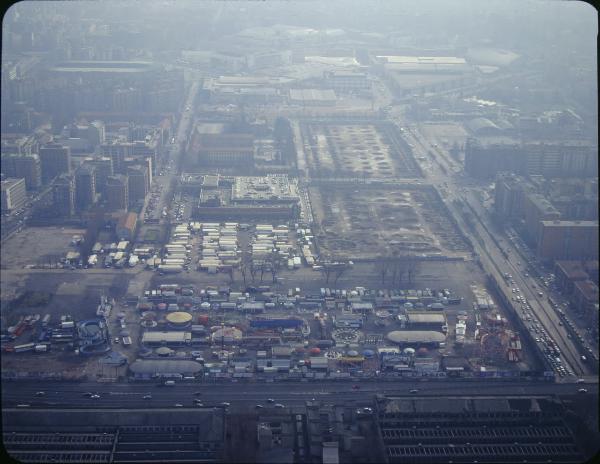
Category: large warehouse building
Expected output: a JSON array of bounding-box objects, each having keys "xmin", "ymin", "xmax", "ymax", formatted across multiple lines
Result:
[
  {"xmin": 141, "ymin": 331, "xmax": 192, "ymax": 346},
  {"xmin": 386, "ymin": 330, "xmax": 446, "ymax": 347},
  {"xmin": 129, "ymin": 359, "xmax": 203, "ymax": 379}
]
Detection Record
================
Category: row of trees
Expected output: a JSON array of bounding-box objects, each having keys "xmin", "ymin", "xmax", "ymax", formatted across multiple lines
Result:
[{"xmin": 373, "ymin": 252, "xmax": 420, "ymax": 286}]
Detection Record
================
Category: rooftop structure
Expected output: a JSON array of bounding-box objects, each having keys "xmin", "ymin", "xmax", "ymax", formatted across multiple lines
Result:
[
  {"xmin": 116, "ymin": 212, "xmax": 138, "ymax": 241},
  {"xmin": 166, "ymin": 311, "xmax": 193, "ymax": 328},
  {"xmin": 375, "ymin": 395, "xmax": 586, "ymax": 463},
  {"xmin": 386, "ymin": 330, "xmax": 446, "ymax": 345},
  {"xmin": 289, "ymin": 88, "xmax": 337, "ymax": 106},
  {"xmin": 3, "ymin": 407, "xmax": 224, "ymax": 463},
  {"xmin": 193, "ymin": 175, "xmax": 301, "ymax": 220},
  {"xmin": 141, "ymin": 331, "xmax": 192, "ymax": 345},
  {"xmin": 1, "ymin": 177, "xmax": 27, "ymax": 212},
  {"xmin": 129, "ymin": 359, "xmax": 203, "ymax": 377},
  {"xmin": 50, "ymin": 60, "xmax": 156, "ymax": 74},
  {"xmin": 231, "ymin": 175, "xmax": 300, "ymax": 204}
]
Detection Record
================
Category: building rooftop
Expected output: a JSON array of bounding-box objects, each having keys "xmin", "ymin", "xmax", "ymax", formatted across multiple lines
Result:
[
  {"xmin": 130, "ymin": 359, "xmax": 202, "ymax": 375},
  {"xmin": 386, "ymin": 330, "xmax": 446, "ymax": 344},
  {"xmin": 377, "ymin": 56, "xmax": 467, "ymax": 65},
  {"xmin": 527, "ymin": 193, "xmax": 560, "ymax": 215},
  {"xmin": 51, "ymin": 60, "xmax": 156, "ymax": 73},
  {"xmin": 231, "ymin": 175, "xmax": 300, "ymax": 203},
  {"xmin": 289, "ymin": 88, "xmax": 337, "ymax": 102},
  {"xmin": 0, "ymin": 178, "xmax": 25, "ymax": 190},
  {"xmin": 165, "ymin": 312, "xmax": 193, "ymax": 324},
  {"xmin": 555, "ymin": 261, "xmax": 591, "ymax": 281},
  {"xmin": 541, "ymin": 220, "xmax": 598, "ymax": 227},
  {"xmin": 406, "ymin": 312, "xmax": 446, "ymax": 324},
  {"xmin": 574, "ymin": 279, "xmax": 599, "ymax": 302},
  {"xmin": 196, "ymin": 123, "xmax": 226, "ymax": 135},
  {"xmin": 141, "ymin": 331, "xmax": 192, "ymax": 344},
  {"xmin": 117, "ymin": 212, "xmax": 138, "ymax": 231}
]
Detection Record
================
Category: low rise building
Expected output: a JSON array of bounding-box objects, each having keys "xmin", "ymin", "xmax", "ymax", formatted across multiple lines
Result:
[
  {"xmin": 405, "ymin": 312, "xmax": 447, "ymax": 331},
  {"xmin": 129, "ymin": 359, "xmax": 202, "ymax": 379},
  {"xmin": 1, "ymin": 177, "xmax": 27, "ymax": 212},
  {"xmin": 116, "ymin": 212, "xmax": 138, "ymax": 241},
  {"xmin": 141, "ymin": 331, "xmax": 192, "ymax": 346}
]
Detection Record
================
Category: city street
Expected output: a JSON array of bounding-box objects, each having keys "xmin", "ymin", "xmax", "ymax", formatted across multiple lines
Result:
[
  {"xmin": 2, "ymin": 378, "xmax": 595, "ymax": 411},
  {"xmin": 398, "ymin": 124, "xmax": 592, "ymax": 378}
]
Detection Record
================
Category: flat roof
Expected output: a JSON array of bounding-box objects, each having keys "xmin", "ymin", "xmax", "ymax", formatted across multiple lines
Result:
[
  {"xmin": 574, "ymin": 279, "xmax": 599, "ymax": 301},
  {"xmin": 555, "ymin": 261, "xmax": 591, "ymax": 280},
  {"xmin": 386, "ymin": 330, "xmax": 446, "ymax": 344},
  {"xmin": 377, "ymin": 56, "xmax": 466, "ymax": 65},
  {"xmin": 289, "ymin": 88, "xmax": 337, "ymax": 102},
  {"xmin": 232, "ymin": 175, "xmax": 300, "ymax": 203},
  {"xmin": 129, "ymin": 359, "xmax": 203, "ymax": 375},
  {"xmin": 541, "ymin": 220, "xmax": 598, "ymax": 227},
  {"xmin": 407, "ymin": 312, "xmax": 446, "ymax": 324},
  {"xmin": 1, "ymin": 178, "xmax": 25, "ymax": 190},
  {"xmin": 141, "ymin": 331, "xmax": 192, "ymax": 343},
  {"xmin": 165, "ymin": 312, "xmax": 193, "ymax": 324}
]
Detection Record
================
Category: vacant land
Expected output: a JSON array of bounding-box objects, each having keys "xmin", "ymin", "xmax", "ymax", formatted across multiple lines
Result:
[
  {"xmin": 310, "ymin": 184, "xmax": 470, "ymax": 260},
  {"xmin": 299, "ymin": 121, "xmax": 421, "ymax": 178},
  {"xmin": 0, "ymin": 226, "xmax": 86, "ymax": 270}
]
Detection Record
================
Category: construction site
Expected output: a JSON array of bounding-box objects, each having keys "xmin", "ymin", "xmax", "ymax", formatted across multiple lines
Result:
[
  {"xmin": 298, "ymin": 121, "xmax": 422, "ymax": 178},
  {"xmin": 309, "ymin": 184, "xmax": 471, "ymax": 260}
]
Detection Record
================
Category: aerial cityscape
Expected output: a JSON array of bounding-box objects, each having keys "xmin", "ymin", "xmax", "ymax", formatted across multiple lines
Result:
[{"xmin": 1, "ymin": 1, "xmax": 598, "ymax": 463}]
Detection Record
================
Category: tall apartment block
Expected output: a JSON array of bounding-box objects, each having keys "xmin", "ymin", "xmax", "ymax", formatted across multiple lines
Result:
[
  {"xmin": 126, "ymin": 165, "xmax": 149, "ymax": 207},
  {"xmin": 1, "ymin": 153, "xmax": 42, "ymax": 190},
  {"xmin": 105, "ymin": 175, "xmax": 129, "ymax": 211},
  {"xmin": 52, "ymin": 174, "xmax": 76, "ymax": 216},
  {"xmin": 39, "ymin": 142, "xmax": 71, "ymax": 183},
  {"xmin": 74, "ymin": 164, "xmax": 97, "ymax": 211},
  {"xmin": 1, "ymin": 178, "xmax": 27, "ymax": 212},
  {"xmin": 522, "ymin": 193, "xmax": 561, "ymax": 244},
  {"xmin": 493, "ymin": 173, "xmax": 532, "ymax": 220},
  {"xmin": 83, "ymin": 157, "xmax": 113, "ymax": 195},
  {"xmin": 465, "ymin": 138, "xmax": 598, "ymax": 179},
  {"xmin": 537, "ymin": 220, "xmax": 599, "ymax": 261}
]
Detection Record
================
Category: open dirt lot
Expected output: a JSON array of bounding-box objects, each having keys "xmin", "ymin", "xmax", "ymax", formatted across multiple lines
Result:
[
  {"xmin": 299, "ymin": 121, "xmax": 421, "ymax": 178},
  {"xmin": 0, "ymin": 226, "xmax": 86, "ymax": 270},
  {"xmin": 310, "ymin": 184, "xmax": 470, "ymax": 260}
]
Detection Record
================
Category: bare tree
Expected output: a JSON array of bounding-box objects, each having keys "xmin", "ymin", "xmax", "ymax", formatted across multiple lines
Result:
[
  {"xmin": 267, "ymin": 251, "xmax": 279, "ymax": 284},
  {"xmin": 406, "ymin": 253, "xmax": 419, "ymax": 284},
  {"xmin": 373, "ymin": 256, "xmax": 390, "ymax": 285},
  {"xmin": 319, "ymin": 255, "xmax": 335, "ymax": 284},
  {"xmin": 332, "ymin": 261, "xmax": 349, "ymax": 285}
]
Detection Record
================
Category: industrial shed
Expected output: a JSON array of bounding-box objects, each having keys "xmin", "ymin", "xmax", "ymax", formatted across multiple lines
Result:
[
  {"xmin": 256, "ymin": 359, "xmax": 291, "ymax": 372},
  {"xmin": 386, "ymin": 330, "xmax": 446, "ymax": 347},
  {"xmin": 129, "ymin": 359, "xmax": 203, "ymax": 379},
  {"xmin": 141, "ymin": 331, "xmax": 192, "ymax": 346},
  {"xmin": 309, "ymin": 357, "xmax": 330, "ymax": 370},
  {"xmin": 406, "ymin": 311, "xmax": 447, "ymax": 330}
]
